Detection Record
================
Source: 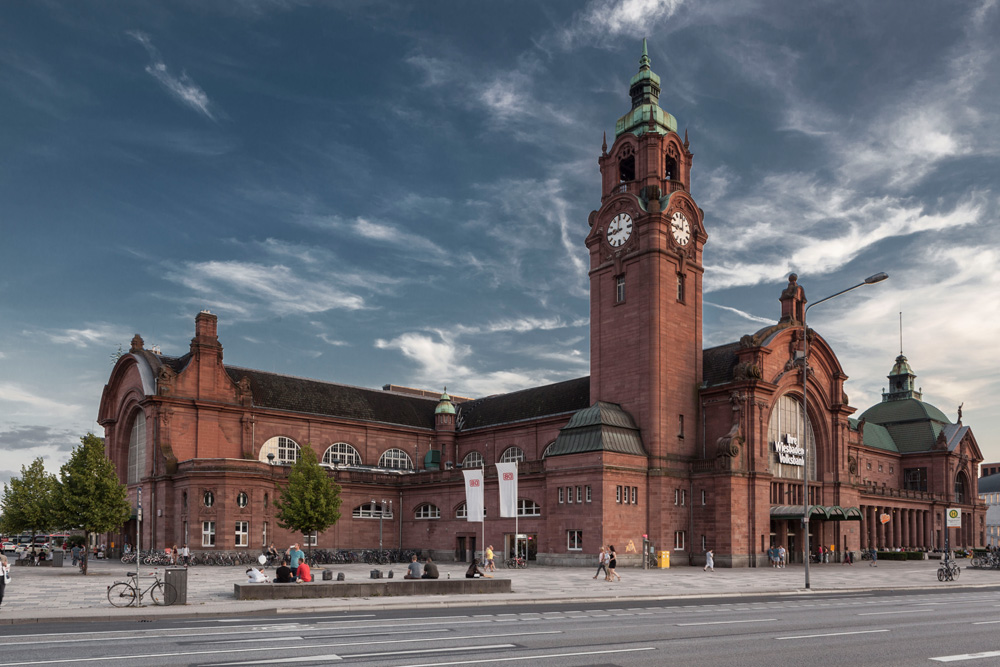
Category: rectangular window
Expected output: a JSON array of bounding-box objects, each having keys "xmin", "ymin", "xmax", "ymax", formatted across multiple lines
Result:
[
  {"xmin": 586, "ymin": 485, "xmax": 592, "ymax": 502},
  {"xmin": 183, "ymin": 521, "xmax": 188, "ymax": 544},
  {"xmin": 616, "ymin": 276, "xmax": 625, "ymax": 303},
  {"xmin": 681, "ymin": 489, "xmax": 686, "ymax": 506},
  {"xmin": 262, "ymin": 521, "xmax": 268, "ymax": 548},
  {"xmin": 674, "ymin": 489, "xmax": 679, "ymax": 505},
  {"xmin": 674, "ymin": 530, "xmax": 685, "ymax": 551},
  {"xmin": 577, "ymin": 486, "xmax": 582, "ymax": 503},
  {"xmin": 558, "ymin": 487, "xmax": 564, "ymax": 504},
  {"xmin": 701, "ymin": 535, "xmax": 707, "ymax": 551},
  {"xmin": 616, "ymin": 485, "xmax": 622, "ymax": 503},
  {"xmin": 202, "ymin": 521, "xmax": 215, "ymax": 547},
  {"xmin": 631, "ymin": 487, "xmax": 637, "ymax": 504},
  {"xmin": 903, "ymin": 468, "xmax": 927, "ymax": 491},
  {"xmin": 567, "ymin": 530, "xmax": 583, "ymax": 551},
  {"xmin": 678, "ymin": 414, "xmax": 684, "ymax": 438},
  {"xmin": 235, "ymin": 521, "xmax": 249, "ymax": 548},
  {"xmin": 623, "ymin": 488, "xmax": 630, "ymax": 505},
  {"xmin": 303, "ymin": 532, "xmax": 318, "ymax": 546},
  {"xmin": 567, "ymin": 487, "xmax": 573, "ymax": 504},
  {"xmin": 701, "ymin": 490, "xmax": 706, "ymax": 505},
  {"xmin": 677, "ymin": 272, "xmax": 685, "ymax": 303}
]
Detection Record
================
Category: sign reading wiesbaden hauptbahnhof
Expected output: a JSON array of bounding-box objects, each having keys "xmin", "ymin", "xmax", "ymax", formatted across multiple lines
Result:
[{"xmin": 773, "ymin": 434, "xmax": 805, "ymax": 466}]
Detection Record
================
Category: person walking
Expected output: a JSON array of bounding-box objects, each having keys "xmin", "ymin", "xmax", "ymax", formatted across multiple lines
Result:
[
  {"xmin": 180, "ymin": 543, "xmax": 191, "ymax": 567},
  {"xmin": 0, "ymin": 554, "xmax": 8, "ymax": 609},
  {"xmin": 703, "ymin": 549, "xmax": 715, "ymax": 572},
  {"xmin": 593, "ymin": 546, "xmax": 609, "ymax": 580},
  {"xmin": 607, "ymin": 545, "xmax": 621, "ymax": 582},
  {"xmin": 778, "ymin": 545, "xmax": 786, "ymax": 568},
  {"xmin": 485, "ymin": 545, "xmax": 495, "ymax": 572},
  {"xmin": 869, "ymin": 548, "xmax": 878, "ymax": 567}
]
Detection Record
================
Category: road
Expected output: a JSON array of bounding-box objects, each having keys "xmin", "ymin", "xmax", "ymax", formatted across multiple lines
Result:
[{"xmin": 2, "ymin": 589, "xmax": 998, "ymax": 666}]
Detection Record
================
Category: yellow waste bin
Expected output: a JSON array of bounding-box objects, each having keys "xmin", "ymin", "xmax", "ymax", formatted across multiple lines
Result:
[{"xmin": 657, "ymin": 550, "xmax": 670, "ymax": 569}]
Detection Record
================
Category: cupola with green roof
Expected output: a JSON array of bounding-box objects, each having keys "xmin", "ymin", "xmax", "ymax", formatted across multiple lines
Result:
[{"xmin": 616, "ymin": 38, "xmax": 677, "ymax": 138}]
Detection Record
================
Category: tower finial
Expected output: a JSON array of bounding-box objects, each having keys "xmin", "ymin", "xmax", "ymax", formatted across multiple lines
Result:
[
  {"xmin": 602, "ymin": 131, "xmax": 607, "ymax": 155},
  {"xmin": 639, "ymin": 38, "xmax": 651, "ymax": 70},
  {"xmin": 899, "ymin": 311, "xmax": 903, "ymax": 356}
]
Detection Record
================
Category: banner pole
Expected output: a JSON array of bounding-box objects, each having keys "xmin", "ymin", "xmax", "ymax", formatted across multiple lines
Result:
[{"xmin": 515, "ymin": 461, "xmax": 519, "ymax": 561}]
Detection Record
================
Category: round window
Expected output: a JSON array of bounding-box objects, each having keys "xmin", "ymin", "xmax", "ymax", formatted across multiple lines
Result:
[
  {"xmin": 204, "ymin": 491, "xmax": 214, "ymax": 507},
  {"xmin": 237, "ymin": 492, "xmax": 248, "ymax": 508}
]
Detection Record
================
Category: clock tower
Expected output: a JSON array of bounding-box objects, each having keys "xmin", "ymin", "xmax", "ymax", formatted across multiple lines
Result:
[{"xmin": 587, "ymin": 41, "xmax": 706, "ymax": 533}]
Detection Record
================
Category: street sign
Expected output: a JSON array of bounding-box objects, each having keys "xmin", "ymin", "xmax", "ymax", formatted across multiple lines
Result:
[{"xmin": 946, "ymin": 508, "xmax": 961, "ymax": 527}]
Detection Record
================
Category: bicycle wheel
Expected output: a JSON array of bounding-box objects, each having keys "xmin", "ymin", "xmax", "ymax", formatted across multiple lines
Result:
[
  {"xmin": 937, "ymin": 568, "xmax": 945, "ymax": 582},
  {"xmin": 519, "ymin": 558, "xmax": 528, "ymax": 569},
  {"xmin": 150, "ymin": 581, "xmax": 178, "ymax": 606},
  {"xmin": 108, "ymin": 582, "xmax": 137, "ymax": 607},
  {"xmin": 971, "ymin": 557, "xmax": 982, "ymax": 568},
  {"xmin": 952, "ymin": 566, "xmax": 960, "ymax": 580}
]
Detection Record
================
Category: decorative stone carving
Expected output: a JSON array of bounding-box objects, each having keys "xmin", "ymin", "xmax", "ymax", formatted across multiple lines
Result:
[
  {"xmin": 157, "ymin": 365, "xmax": 176, "ymax": 396},
  {"xmin": 238, "ymin": 376, "xmax": 253, "ymax": 407},
  {"xmin": 130, "ymin": 334, "xmax": 144, "ymax": 353},
  {"xmin": 716, "ymin": 422, "xmax": 743, "ymax": 458},
  {"xmin": 848, "ymin": 455, "xmax": 858, "ymax": 475},
  {"xmin": 733, "ymin": 362, "xmax": 762, "ymax": 381}
]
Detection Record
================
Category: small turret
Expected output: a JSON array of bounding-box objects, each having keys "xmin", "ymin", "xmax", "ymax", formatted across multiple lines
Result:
[{"xmin": 434, "ymin": 388, "xmax": 456, "ymax": 465}]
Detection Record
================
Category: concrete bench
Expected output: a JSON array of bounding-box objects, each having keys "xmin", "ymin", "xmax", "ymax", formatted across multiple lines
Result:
[{"xmin": 234, "ymin": 577, "xmax": 511, "ymax": 600}]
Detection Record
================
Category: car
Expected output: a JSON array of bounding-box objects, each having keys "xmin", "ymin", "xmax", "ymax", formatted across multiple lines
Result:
[{"xmin": 1, "ymin": 542, "xmax": 15, "ymax": 553}]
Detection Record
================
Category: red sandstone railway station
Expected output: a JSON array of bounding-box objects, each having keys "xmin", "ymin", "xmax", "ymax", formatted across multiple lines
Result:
[{"xmin": 99, "ymin": 43, "xmax": 984, "ymax": 567}]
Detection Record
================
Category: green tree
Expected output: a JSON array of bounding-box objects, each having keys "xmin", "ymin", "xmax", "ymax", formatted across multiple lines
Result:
[
  {"xmin": 55, "ymin": 433, "xmax": 131, "ymax": 574},
  {"xmin": 0, "ymin": 458, "xmax": 58, "ymax": 542},
  {"xmin": 272, "ymin": 444, "xmax": 342, "ymax": 559}
]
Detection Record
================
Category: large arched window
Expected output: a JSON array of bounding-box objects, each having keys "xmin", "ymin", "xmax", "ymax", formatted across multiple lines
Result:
[
  {"xmin": 322, "ymin": 442, "xmax": 361, "ymax": 467},
  {"xmin": 955, "ymin": 472, "xmax": 969, "ymax": 504},
  {"xmin": 455, "ymin": 502, "xmax": 485, "ymax": 520},
  {"xmin": 499, "ymin": 447, "xmax": 525, "ymax": 463},
  {"xmin": 258, "ymin": 436, "xmax": 300, "ymax": 465},
  {"xmin": 127, "ymin": 411, "xmax": 146, "ymax": 485},
  {"xmin": 378, "ymin": 448, "xmax": 413, "ymax": 470},
  {"xmin": 352, "ymin": 501, "xmax": 392, "ymax": 519},
  {"xmin": 541, "ymin": 442, "xmax": 557, "ymax": 458},
  {"xmin": 462, "ymin": 451, "xmax": 484, "ymax": 469},
  {"xmin": 766, "ymin": 394, "xmax": 816, "ymax": 481}
]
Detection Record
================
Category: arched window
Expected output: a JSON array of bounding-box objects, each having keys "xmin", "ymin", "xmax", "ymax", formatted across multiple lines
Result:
[
  {"xmin": 322, "ymin": 442, "xmax": 361, "ymax": 467},
  {"xmin": 455, "ymin": 502, "xmax": 485, "ymax": 519},
  {"xmin": 517, "ymin": 499, "xmax": 541, "ymax": 517},
  {"xmin": 203, "ymin": 491, "xmax": 215, "ymax": 507},
  {"xmin": 258, "ymin": 436, "xmax": 300, "ymax": 465},
  {"xmin": 542, "ymin": 442, "xmax": 557, "ymax": 458},
  {"xmin": 127, "ymin": 411, "xmax": 146, "ymax": 485},
  {"xmin": 955, "ymin": 473, "xmax": 968, "ymax": 504},
  {"xmin": 619, "ymin": 154, "xmax": 635, "ymax": 182},
  {"xmin": 415, "ymin": 503, "xmax": 441, "ymax": 519},
  {"xmin": 766, "ymin": 394, "xmax": 816, "ymax": 481},
  {"xmin": 378, "ymin": 448, "xmax": 413, "ymax": 470},
  {"xmin": 462, "ymin": 451, "xmax": 484, "ymax": 469},
  {"xmin": 352, "ymin": 501, "xmax": 393, "ymax": 519},
  {"xmin": 236, "ymin": 492, "xmax": 248, "ymax": 508},
  {"xmin": 499, "ymin": 447, "xmax": 525, "ymax": 463},
  {"xmin": 665, "ymin": 154, "xmax": 678, "ymax": 181}
]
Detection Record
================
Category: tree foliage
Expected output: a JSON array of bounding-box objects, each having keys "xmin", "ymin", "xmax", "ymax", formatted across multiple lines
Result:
[
  {"xmin": 272, "ymin": 444, "xmax": 342, "ymax": 543},
  {"xmin": 0, "ymin": 458, "xmax": 57, "ymax": 538},
  {"xmin": 55, "ymin": 433, "xmax": 131, "ymax": 573}
]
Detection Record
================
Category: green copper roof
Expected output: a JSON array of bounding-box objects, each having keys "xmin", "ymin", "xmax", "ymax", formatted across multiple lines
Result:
[
  {"xmin": 435, "ymin": 389, "xmax": 455, "ymax": 415},
  {"xmin": 849, "ymin": 418, "xmax": 898, "ymax": 452},
  {"xmin": 616, "ymin": 39, "xmax": 677, "ymax": 138},
  {"xmin": 858, "ymin": 397, "xmax": 950, "ymax": 453},
  {"xmin": 545, "ymin": 401, "xmax": 646, "ymax": 457}
]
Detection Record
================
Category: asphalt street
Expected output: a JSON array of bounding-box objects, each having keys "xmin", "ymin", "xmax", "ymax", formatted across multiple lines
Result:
[{"xmin": 4, "ymin": 589, "xmax": 1000, "ymax": 666}]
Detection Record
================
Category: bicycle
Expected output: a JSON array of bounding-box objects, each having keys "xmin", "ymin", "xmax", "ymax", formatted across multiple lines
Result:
[
  {"xmin": 107, "ymin": 570, "xmax": 178, "ymax": 607},
  {"xmin": 937, "ymin": 559, "xmax": 960, "ymax": 582},
  {"xmin": 505, "ymin": 555, "xmax": 528, "ymax": 569}
]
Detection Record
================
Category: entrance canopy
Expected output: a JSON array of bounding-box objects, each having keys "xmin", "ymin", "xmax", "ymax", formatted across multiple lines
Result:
[{"xmin": 770, "ymin": 505, "xmax": 862, "ymax": 521}]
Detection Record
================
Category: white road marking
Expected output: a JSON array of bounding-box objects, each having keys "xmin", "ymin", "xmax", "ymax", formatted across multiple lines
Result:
[
  {"xmin": 394, "ymin": 646, "xmax": 657, "ymax": 666},
  {"xmin": 932, "ymin": 650, "xmax": 1000, "ymax": 662},
  {"xmin": 213, "ymin": 644, "xmax": 515, "ymax": 665},
  {"xmin": 677, "ymin": 618, "xmax": 777, "ymax": 626},
  {"xmin": 857, "ymin": 609, "xmax": 933, "ymax": 616},
  {"xmin": 776, "ymin": 629, "xmax": 889, "ymax": 640},
  {"xmin": 1, "ymin": 631, "xmax": 558, "ymax": 665}
]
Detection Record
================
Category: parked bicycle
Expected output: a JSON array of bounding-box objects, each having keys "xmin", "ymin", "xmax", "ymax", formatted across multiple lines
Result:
[
  {"xmin": 504, "ymin": 555, "xmax": 528, "ymax": 569},
  {"xmin": 937, "ymin": 558, "xmax": 960, "ymax": 582},
  {"xmin": 107, "ymin": 569, "xmax": 178, "ymax": 607}
]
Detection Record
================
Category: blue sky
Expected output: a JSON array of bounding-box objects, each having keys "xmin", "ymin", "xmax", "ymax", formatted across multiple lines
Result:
[{"xmin": 2, "ymin": 0, "xmax": 999, "ymax": 485}]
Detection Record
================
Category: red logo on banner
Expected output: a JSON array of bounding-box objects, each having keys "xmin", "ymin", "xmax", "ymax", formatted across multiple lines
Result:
[
  {"xmin": 469, "ymin": 479, "xmax": 480, "ymax": 487},
  {"xmin": 503, "ymin": 473, "xmax": 514, "ymax": 481}
]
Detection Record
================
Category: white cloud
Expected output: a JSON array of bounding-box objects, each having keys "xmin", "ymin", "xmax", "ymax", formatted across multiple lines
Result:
[
  {"xmin": 0, "ymin": 383, "xmax": 82, "ymax": 413},
  {"xmin": 558, "ymin": 0, "xmax": 685, "ymax": 46},
  {"xmin": 127, "ymin": 30, "xmax": 216, "ymax": 120},
  {"xmin": 705, "ymin": 301, "xmax": 773, "ymax": 325},
  {"xmin": 34, "ymin": 323, "xmax": 130, "ymax": 349},
  {"xmin": 164, "ymin": 260, "xmax": 366, "ymax": 317}
]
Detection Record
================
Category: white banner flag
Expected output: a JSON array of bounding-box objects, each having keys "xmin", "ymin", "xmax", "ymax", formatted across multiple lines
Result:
[
  {"xmin": 463, "ymin": 468, "xmax": 484, "ymax": 523},
  {"xmin": 497, "ymin": 462, "xmax": 518, "ymax": 517}
]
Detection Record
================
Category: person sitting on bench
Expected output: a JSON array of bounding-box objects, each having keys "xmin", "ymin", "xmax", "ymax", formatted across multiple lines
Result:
[
  {"xmin": 274, "ymin": 558, "xmax": 294, "ymax": 583},
  {"xmin": 422, "ymin": 556, "xmax": 439, "ymax": 579},
  {"xmin": 465, "ymin": 561, "xmax": 486, "ymax": 578},
  {"xmin": 404, "ymin": 554, "xmax": 423, "ymax": 579}
]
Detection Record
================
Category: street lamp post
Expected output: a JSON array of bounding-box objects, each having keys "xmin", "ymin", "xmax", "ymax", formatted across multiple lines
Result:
[
  {"xmin": 372, "ymin": 499, "xmax": 392, "ymax": 552},
  {"xmin": 802, "ymin": 272, "xmax": 888, "ymax": 589}
]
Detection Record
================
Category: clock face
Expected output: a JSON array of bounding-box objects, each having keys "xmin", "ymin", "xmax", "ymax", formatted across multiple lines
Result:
[
  {"xmin": 671, "ymin": 211, "xmax": 691, "ymax": 246},
  {"xmin": 606, "ymin": 212, "xmax": 633, "ymax": 248}
]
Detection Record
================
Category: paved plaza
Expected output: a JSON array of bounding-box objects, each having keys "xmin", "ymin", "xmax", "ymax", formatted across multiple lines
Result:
[{"xmin": 2, "ymin": 556, "xmax": 997, "ymax": 625}]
